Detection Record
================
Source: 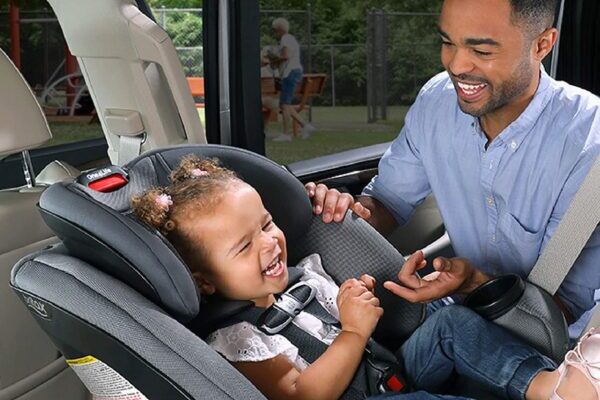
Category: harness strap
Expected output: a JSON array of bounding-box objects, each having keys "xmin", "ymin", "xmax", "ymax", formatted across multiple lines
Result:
[{"xmin": 203, "ymin": 266, "xmax": 408, "ymax": 397}]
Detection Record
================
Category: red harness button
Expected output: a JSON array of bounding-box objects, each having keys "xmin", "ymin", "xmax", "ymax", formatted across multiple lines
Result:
[
  {"xmin": 386, "ymin": 375, "xmax": 405, "ymax": 392},
  {"xmin": 88, "ymin": 174, "xmax": 128, "ymax": 192}
]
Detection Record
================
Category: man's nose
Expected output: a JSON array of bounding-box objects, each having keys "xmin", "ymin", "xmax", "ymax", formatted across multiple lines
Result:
[{"xmin": 447, "ymin": 48, "xmax": 475, "ymax": 77}]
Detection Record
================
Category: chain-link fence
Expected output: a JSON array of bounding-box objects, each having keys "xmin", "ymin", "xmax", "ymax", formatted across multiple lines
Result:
[
  {"xmin": 260, "ymin": 8, "xmax": 442, "ymax": 118},
  {"xmin": 153, "ymin": 7, "xmax": 203, "ymax": 77},
  {"xmin": 2, "ymin": 6, "xmax": 441, "ymax": 120},
  {"xmin": 367, "ymin": 11, "xmax": 441, "ymax": 121}
]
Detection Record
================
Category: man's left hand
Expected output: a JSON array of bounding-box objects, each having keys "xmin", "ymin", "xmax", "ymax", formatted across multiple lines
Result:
[{"xmin": 383, "ymin": 251, "xmax": 490, "ymax": 304}]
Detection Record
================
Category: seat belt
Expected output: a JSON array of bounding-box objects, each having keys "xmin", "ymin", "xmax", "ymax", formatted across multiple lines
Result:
[
  {"xmin": 527, "ymin": 155, "xmax": 600, "ymax": 326},
  {"xmin": 206, "ymin": 267, "xmax": 409, "ymax": 398},
  {"xmin": 118, "ymin": 134, "xmax": 145, "ymax": 165}
]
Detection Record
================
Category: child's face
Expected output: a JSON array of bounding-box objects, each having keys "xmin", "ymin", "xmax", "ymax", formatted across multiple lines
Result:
[{"xmin": 188, "ymin": 182, "xmax": 288, "ymax": 308}]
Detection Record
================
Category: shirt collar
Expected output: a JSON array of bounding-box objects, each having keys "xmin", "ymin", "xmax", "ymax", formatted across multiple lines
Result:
[{"xmin": 472, "ymin": 66, "xmax": 554, "ymax": 153}]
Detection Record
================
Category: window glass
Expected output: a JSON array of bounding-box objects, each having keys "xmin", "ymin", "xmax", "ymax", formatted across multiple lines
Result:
[
  {"xmin": 259, "ymin": 1, "xmax": 443, "ymax": 165},
  {"xmin": 0, "ymin": 1, "xmax": 205, "ymax": 189},
  {"xmin": 0, "ymin": 5, "xmax": 104, "ymax": 150},
  {"xmin": 150, "ymin": 1, "xmax": 205, "ymax": 126}
]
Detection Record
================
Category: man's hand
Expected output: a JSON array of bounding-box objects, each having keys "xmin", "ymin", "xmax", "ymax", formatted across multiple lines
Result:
[
  {"xmin": 383, "ymin": 251, "xmax": 490, "ymax": 303},
  {"xmin": 305, "ymin": 182, "xmax": 371, "ymax": 223}
]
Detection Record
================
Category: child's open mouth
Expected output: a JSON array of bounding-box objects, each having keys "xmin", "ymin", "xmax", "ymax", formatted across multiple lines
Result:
[{"xmin": 263, "ymin": 256, "xmax": 285, "ymax": 277}]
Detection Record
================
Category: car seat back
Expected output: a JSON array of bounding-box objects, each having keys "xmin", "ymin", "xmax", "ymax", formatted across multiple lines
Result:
[{"xmin": 11, "ymin": 145, "xmax": 424, "ymax": 398}]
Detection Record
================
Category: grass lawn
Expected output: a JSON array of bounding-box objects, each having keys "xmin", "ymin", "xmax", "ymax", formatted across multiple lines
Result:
[
  {"xmin": 47, "ymin": 121, "xmax": 104, "ymax": 147},
  {"xmin": 45, "ymin": 106, "xmax": 408, "ymax": 165},
  {"xmin": 265, "ymin": 105, "xmax": 408, "ymax": 164}
]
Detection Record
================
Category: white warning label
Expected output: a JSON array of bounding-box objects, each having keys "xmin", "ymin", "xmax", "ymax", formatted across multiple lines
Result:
[{"xmin": 66, "ymin": 356, "xmax": 149, "ymax": 400}]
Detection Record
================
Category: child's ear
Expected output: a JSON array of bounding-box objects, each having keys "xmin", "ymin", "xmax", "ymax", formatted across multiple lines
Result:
[{"xmin": 193, "ymin": 272, "xmax": 216, "ymax": 295}]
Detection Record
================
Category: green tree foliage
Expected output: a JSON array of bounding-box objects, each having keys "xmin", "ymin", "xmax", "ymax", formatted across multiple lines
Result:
[
  {"xmin": 260, "ymin": 0, "xmax": 443, "ymax": 105},
  {"xmin": 147, "ymin": 0, "xmax": 201, "ymax": 8},
  {"xmin": 150, "ymin": 2, "xmax": 203, "ymax": 77}
]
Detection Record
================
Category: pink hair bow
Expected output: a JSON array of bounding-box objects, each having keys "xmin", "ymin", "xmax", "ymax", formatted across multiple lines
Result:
[{"xmin": 155, "ymin": 193, "xmax": 173, "ymax": 212}]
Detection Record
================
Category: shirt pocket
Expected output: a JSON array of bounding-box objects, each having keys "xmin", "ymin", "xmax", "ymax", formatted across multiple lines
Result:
[{"xmin": 497, "ymin": 212, "xmax": 544, "ymax": 271}]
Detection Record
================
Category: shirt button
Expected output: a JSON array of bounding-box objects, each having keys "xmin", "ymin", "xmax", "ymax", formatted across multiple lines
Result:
[
  {"xmin": 510, "ymin": 140, "xmax": 518, "ymax": 150},
  {"xmin": 491, "ymin": 234, "xmax": 496, "ymax": 242},
  {"xmin": 486, "ymin": 197, "xmax": 494, "ymax": 206}
]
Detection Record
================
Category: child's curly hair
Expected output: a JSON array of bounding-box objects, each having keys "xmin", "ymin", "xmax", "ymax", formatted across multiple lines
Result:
[{"xmin": 131, "ymin": 155, "xmax": 241, "ymax": 274}]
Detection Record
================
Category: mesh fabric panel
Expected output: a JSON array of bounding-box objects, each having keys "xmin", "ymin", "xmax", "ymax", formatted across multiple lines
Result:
[
  {"xmin": 289, "ymin": 212, "xmax": 425, "ymax": 343},
  {"xmin": 76, "ymin": 158, "xmax": 159, "ymax": 212},
  {"xmin": 494, "ymin": 284, "xmax": 569, "ymax": 362}
]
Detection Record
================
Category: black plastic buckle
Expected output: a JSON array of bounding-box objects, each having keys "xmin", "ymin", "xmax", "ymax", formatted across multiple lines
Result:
[{"xmin": 259, "ymin": 281, "xmax": 316, "ymax": 334}]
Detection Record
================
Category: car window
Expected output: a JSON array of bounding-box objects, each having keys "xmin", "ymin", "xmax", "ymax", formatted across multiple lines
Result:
[
  {"xmin": 259, "ymin": 1, "xmax": 443, "ymax": 165},
  {"xmin": 151, "ymin": 2, "xmax": 205, "ymax": 127},
  {"xmin": 0, "ymin": 3, "xmax": 205, "ymax": 189}
]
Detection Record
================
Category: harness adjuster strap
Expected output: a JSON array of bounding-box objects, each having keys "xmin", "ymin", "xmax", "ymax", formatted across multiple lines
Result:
[{"xmin": 259, "ymin": 281, "xmax": 317, "ymax": 334}]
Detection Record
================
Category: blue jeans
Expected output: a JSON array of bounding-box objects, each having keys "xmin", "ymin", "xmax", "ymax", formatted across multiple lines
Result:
[
  {"xmin": 279, "ymin": 68, "xmax": 302, "ymax": 104},
  {"xmin": 375, "ymin": 306, "xmax": 556, "ymax": 400}
]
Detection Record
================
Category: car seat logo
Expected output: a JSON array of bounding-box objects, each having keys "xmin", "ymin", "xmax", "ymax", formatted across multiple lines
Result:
[
  {"xmin": 23, "ymin": 295, "xmax": 51, "ymax": 320},
  {"xmin": 86, "ymin": 168, "xmax": 112, "ymax": 181}
]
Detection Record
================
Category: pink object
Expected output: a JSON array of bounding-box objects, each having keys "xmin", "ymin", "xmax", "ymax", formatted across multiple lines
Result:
[
  {"xmin": 551, "ymin": 327, "xmax": 600, "ymax": 399},
  {"xmin": 191, "ymin": 168, "xmax": 209, "ymax": 177},
  {"xmin": 155, "ymin": 194, "xmax": 173, "ymax": 212}
]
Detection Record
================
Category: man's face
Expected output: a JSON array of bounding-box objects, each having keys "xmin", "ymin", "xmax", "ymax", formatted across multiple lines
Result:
[{"xmin": 439, "ymin": 0, "xmax": 537, "ymax": 117}]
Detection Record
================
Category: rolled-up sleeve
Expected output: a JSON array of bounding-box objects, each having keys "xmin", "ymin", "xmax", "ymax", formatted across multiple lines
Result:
[{"xmin": 362, "ymin": 97, "xmax": 432, "ymax": 226}]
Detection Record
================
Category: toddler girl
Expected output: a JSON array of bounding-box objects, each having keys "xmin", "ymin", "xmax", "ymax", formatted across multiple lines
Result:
[{"xmin": 132, "ymin": 155, "xmax": 598, "ymax": 400}]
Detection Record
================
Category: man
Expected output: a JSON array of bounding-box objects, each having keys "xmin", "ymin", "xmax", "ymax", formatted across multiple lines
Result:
[
  {"xmin": 268, "ymin": 17, "xmax": 316, "ymax": 141},
  {"xmin": 307, "ymin": 0, "xmax": 600, "ymax": 328}
]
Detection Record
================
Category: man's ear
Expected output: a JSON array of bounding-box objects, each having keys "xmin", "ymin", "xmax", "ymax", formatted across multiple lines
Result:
[
  {"xmin": 193, "ymin": 272, "xmax": 216, "ymax": 295},
  {"xmin": 534, "ymin": 28, "xmax": 559, "ymax": 61}
]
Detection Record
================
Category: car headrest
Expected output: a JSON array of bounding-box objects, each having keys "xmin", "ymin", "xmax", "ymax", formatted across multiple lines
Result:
[
  {"xmin": 38, "ymin": 145, "xmax": 312, "ymax": 322},
  {"xmin": 0, "ymin": 48, "xmax": 52, "ymax": 158}
]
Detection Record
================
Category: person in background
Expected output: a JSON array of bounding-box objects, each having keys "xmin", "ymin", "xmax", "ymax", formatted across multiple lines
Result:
[{"xmin": 269, "ymin": 17, "xmax": 316, "ymax": 142}]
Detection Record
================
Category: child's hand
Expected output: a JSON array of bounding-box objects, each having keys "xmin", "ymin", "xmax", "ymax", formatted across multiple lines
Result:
[
  {"xmin": 359, "ymin": 274, "xmax": 376, "ymax": 293},
  {"xmin": 337, "ymin": 279, "xmax": 383, "ymax": 340}
]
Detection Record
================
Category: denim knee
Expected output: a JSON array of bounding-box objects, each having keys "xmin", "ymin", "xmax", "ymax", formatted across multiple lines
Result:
[{"xmin": 429, "ymin": 305, "xmax": 481, "ymax": 330}]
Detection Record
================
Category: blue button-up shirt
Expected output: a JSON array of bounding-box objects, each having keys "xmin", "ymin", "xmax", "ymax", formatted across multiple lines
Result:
[{"xmin": 364, "ymin": 70, "xmax": 600, "ymax": 320}]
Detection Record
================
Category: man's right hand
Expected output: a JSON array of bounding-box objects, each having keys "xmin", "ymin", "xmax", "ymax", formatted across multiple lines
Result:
[{"xmin": 305, "ymin": 182, "xmax": 371, "ymax": 223}]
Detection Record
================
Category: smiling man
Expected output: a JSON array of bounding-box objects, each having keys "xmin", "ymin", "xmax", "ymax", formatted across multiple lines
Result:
[{"xmin": 307, "ymin": 0, "xmax": 600, "ymax": 330}]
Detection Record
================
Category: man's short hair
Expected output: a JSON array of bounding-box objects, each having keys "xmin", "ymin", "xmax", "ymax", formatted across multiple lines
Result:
[
  {"xmin": 272, "ymin": 18, "xmax": 290, "ymax": 33},
  {"xmin": 508, "ymin": 0, "xmax": 559, "ymax": 37}
]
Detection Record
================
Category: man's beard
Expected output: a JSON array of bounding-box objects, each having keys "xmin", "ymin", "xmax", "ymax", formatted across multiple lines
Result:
[{"xmin": 457, "ymin": 58, "xmax": 534, "ymax": 118}]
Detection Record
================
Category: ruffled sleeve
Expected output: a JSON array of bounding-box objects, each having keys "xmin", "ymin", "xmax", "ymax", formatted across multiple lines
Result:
[{"xmin": 206, "ymin": 322, "xmax": 301, "ymax": 365}]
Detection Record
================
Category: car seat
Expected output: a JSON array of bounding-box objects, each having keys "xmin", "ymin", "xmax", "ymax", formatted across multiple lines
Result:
[{"xmin": 10, "ymin": 144, "xmax": 425, "ymax": 399}]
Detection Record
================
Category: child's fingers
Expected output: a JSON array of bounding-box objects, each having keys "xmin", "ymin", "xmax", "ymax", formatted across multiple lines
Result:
[{"xmin": 359, "ymin": 274, "xmax": 376, "ymax": 292}]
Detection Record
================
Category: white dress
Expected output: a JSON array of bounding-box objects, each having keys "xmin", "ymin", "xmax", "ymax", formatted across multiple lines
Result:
[{"xmin": 206, "ymin": 254, "xmax": 341, "ymax": 370}]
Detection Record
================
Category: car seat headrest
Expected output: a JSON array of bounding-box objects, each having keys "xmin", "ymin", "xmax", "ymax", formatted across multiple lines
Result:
[
  {"xmin": 0, "ymin": 48, "xmax": 52, "ymax": 158},
  {"xmin": 38, "ymin": 145, "xmax": 313, "ymax": 322}
]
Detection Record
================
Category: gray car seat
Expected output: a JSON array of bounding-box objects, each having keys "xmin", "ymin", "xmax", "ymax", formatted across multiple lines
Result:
[{"xmin": 10, "ymin": 145, "xmax": 425, "ymax": 399}]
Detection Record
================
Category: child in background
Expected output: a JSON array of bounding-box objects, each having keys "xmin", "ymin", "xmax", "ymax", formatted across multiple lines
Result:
[{"xmin": 132, "ymin": 155, "xmax": 598, "ymax": 400}]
